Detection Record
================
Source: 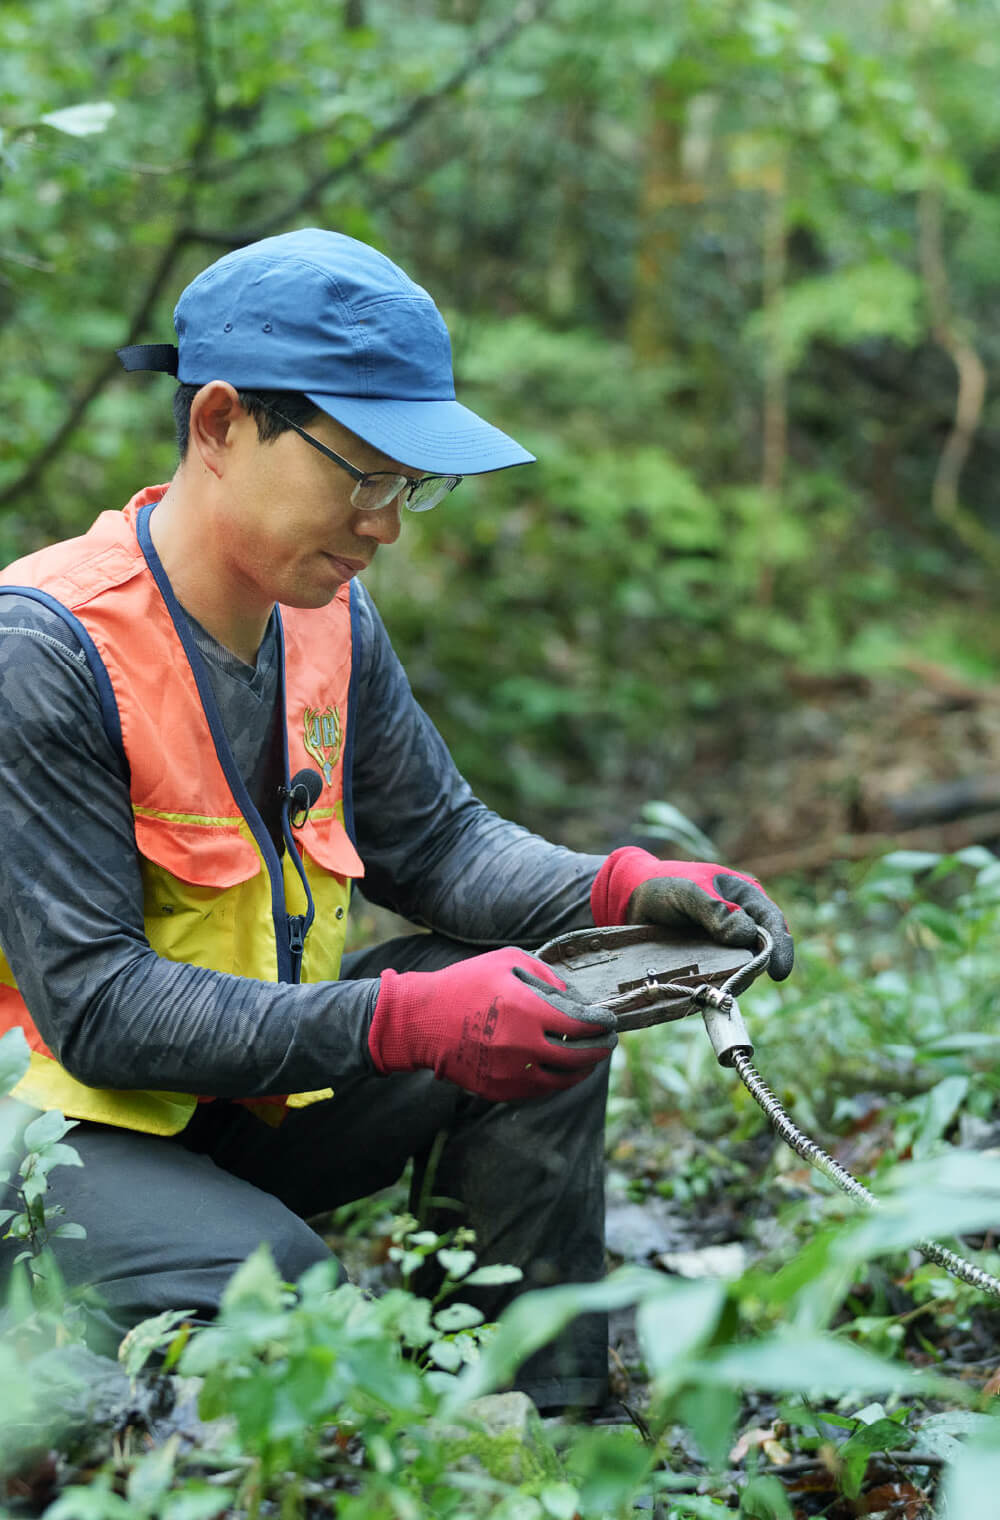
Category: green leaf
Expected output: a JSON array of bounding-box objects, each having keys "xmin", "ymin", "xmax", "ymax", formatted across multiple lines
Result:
[
  {"xmin": 875, "ymin": 849, "xmax": 943, "ymax": 876},
  {"xmin": 437, "ymin": 1247, "xmax": 476, "ymax": 1279},
  {"xmin": 23, "ymin": 1108, "xmax": 75, "ymax": 1151},
  {"xmin": 918, "ymin": 1032, "xmax": 1000, "ymax": 1056},
  {"xmin": 463, "ymin": 1263, "xmax": 524, "ymax": 1287},
  {"xmin": 0, "ymin": 1028, "xmax": 29, "ymax": 1094},
  {"xmin": 677, "ymin": 1383, "xmax": 739, "ymax": 1471},
  {"xmin": 839, "ymin": 1416, "xmax": 912, "ymax": 1499},
  {"xmin": 52, "ymin": 1222, "xmax": 86, "ymax": 1240},
  {"xmin": 914, "ymin": 1410, "xmax": 996, "ymax": 1463},
  {"xmin": 938, "ymin": 1420, "xmax": 1000, "ymax": 1514},
  {"xmin": 911, "ymin": 1074, "xmax": 968, "ymax": 1158},
  {"xmin": 638, "ymin": 801, "xmax": 720, "ymax": 858},
  {"xmin": 539, "ymin": 1482, "xmax": 580, "ymax": 1519},
  {"xmin": 219, "ymin": 1242, "xmax": 285, "ymax": 1313},
  {"xmin": 118, "ymin": 1308, "xmax": 195, "ymax": 1377},
  {"xmin": 126, "ymin": 1435, "xmax": 178, "ymax": 1512},
  {"xmin": 740, "ymin": 1474, "xmax": 795, "ymax": 1519},
  {"xmin": 39, "ymin": 102, "xmax": 116, "ymax": 137},
  {"xmin": 388, "ymin": 1248, "xmax": 424, "ymax": 1278},
  {"xmin": 637, "ymin": 1277, "xmax": 727, "ymax": 1383},
  {"xmin": 568, "ymin": 1428, "xmax": 652, "ymax": 1514},
  {"xmin": 837, "ymin": 1149, "xmax": 1000, "ymax": 1263},
  {"xmin": 45, "ymin": 1471, "xmax": 134, "ymax": 1517},
  {"xmin": 428, "ymin": 1338, "xmax": 463, "ymax": 1371},
  {"xmin": 162, "ymin": 1485, "xmax": 236, "ymax": 1520},
  {"xmin": 20, "ymin": 1173, "xmax": 49, "ymax": 1204},
  {"xmin": 433, "ymin": 1302, "xmax": 484, "ymax": 1332},
  {"xmin": 41, "ymin": 1142, "xmax": 85, "ymax": 1170},
  {"xmin": 702, "ymin": 1332, "xmax": 963, "ymax": 1398},
  {"xmin": 445, "ymin": 1266, "xmax": 665, "ymax": 1409},
  {"xmin": 391, "ymin": 1292, "xmax": 433, "ymax": 1349}
]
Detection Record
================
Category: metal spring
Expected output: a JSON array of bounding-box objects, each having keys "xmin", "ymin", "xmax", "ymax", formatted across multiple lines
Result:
[{"xmin": 730, "ymin": 1050, "xmax": 1000, "ymax": 1301}]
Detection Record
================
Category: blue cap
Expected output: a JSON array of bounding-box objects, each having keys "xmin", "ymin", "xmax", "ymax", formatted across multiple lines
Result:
[{"xmin": 117, "ymin": 228, "xmax": 534, "ymax": 475}]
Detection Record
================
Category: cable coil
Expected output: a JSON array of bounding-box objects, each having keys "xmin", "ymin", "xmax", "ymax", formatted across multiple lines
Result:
[
  {"xmin": 729, "ymin": 1050, "xmax": 1000, "ymax": 1298},
  {"xmin": 697, "ymin": 931, "xmax": 1000, "ymax": 1301}
]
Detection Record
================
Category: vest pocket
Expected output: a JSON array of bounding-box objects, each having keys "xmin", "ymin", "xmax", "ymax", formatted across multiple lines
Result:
[
  {"xmin": 133, "ymin": 808, "xmax": 261, "ymax": 887},
  {"xmin": 297, "ymin": 807, "xmax": 364, "ymax": 879},
  {"xmin": 136, "ymin": 812, "xmax": 278, "ymax": 980}
]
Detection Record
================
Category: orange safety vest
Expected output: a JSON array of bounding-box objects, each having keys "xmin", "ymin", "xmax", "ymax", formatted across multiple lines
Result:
[{"xmin": 0, "ymin": 486, "xmax": 364, "ymax": 1134}]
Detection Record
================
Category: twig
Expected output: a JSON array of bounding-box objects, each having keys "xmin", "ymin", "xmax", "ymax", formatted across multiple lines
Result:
[
  {"xmin": 759, "ymin": 1450, "xmax": 944, "ymax": 1475},
  {"xmin": 917, "ymin": 183, "xmax": 999, "ymax": 571},
  {"xmin": 0, "ymin": 0, "xmax": 553, "ymax": 512},
  {"xmin": 184, "ymin": 0, "xmax": 554, "ymax": 247},
  {"xmin": 0, "ymin": 0, "xmax": 220, "ymax": 516},
  {"xmin": 0, "ymin": 230, "xmax": 190, "ymax": 513},
  {"xmin": 759, "ymin": 161, "xmax": 787, "ymax": 606},
  {"xmin": 656, "ymin": 1450, "xmax": 946, "ymax": 1490}
]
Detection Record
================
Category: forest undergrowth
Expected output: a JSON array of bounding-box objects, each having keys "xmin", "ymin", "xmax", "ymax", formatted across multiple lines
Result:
[{"xmin": 3, "ymin": 849, "xmax": 1000, "ymax": 1517}]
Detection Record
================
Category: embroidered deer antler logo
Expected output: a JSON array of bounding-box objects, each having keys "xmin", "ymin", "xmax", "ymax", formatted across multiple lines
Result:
[{"xmin": 302, "ymin": 705, "xmax": 342, "ymax": 786}]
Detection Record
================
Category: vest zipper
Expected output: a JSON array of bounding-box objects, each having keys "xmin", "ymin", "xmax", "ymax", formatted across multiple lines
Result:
[
  {"xmin": 137, "ymin": 505, "xmax": 320, "ymax": 984},
  {"xmin": 287, "ymin": 914, "xmax": 307, "ymax": 984}
]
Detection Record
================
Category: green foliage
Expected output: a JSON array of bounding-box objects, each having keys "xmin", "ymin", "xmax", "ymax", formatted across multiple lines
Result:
[
  {"xmin": 5, "ymin": 848, "xmax": 994, "ymax": 1517},
  {"xmin": 0, "ymin": 1028, "xmax": 86, "ymax": 1301},
  {"xmin": 2, "ymin": 0, "xmax": 1000, "ymax": 837},
  {"xmin": 746, "ymin": 259, "xmax": 924, "ymax": 370},
  {"xmin": 0, "ymin": 1027, "xmax": 29, "ymax": 1095},
  {"xmin": 6, "ymin": 0, "xmax": 1000, "ymax": 1506}
]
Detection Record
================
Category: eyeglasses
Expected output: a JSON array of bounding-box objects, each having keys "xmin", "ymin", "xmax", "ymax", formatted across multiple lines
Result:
[{"xmin": 264, "ymin": 406, "xmax": 462, "ymax": 513}]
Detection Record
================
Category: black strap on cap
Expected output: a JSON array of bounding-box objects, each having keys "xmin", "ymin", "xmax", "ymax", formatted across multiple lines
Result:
[{"xmin": 116, "ymin": 343, "xmax": 180, "ymax": 375}]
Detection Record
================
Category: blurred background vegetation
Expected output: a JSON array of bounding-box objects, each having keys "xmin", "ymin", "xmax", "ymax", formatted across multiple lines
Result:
[{"xmin": 2, "ymin": 0, "xmax": 999, "ymax": 861}]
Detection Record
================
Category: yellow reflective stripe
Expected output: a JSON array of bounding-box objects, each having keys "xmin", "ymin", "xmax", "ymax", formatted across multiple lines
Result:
[
  {"xmin": 132, "ymin": 802, "xmax": 346, "ymax": 826},
  {"xmin": 285, "ymin": 1088, "xmax": 334, "ymax": 1108},
  {"xmin": 133, "ymin": 805, "xmax": 246, "ymax": 829}
]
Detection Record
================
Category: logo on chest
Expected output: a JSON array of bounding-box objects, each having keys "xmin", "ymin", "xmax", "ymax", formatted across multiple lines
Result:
[{"xmin": 302, "ymin": 705, "xmax": 343, "ymax": 786}]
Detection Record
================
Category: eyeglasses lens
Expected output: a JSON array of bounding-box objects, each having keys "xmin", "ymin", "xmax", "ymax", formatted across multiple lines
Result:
[
  {"xmin": 352, "ymin": 474, "xmax": 461, "ymax": 513},
  {"xmin": 406, "ymin": 476, "xmax": 460, "ymax": 512},
  {"xmin": 352, "ymin": 475, "xmax": 409, "ymax": 512}
]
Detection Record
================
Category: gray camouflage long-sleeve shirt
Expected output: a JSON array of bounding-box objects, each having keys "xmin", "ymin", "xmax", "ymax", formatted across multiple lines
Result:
[{"xmin": 0, "ymin": 555, "xmax": 602, "ymax": 1102}]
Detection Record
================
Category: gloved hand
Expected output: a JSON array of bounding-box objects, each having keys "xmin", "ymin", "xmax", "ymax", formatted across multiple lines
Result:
[
  {"xmin": 591, "ymin": 846, "xmax": 794, "ymax": 981},
  {"xmin": 368, "ymin": 946, "xmax": 618, "ymax": 1102}
]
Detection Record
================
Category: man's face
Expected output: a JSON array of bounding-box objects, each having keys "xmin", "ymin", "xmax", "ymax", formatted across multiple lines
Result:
[{"xmin": 215, "ymin": 404, "xmax": 415, "ymax": 610}]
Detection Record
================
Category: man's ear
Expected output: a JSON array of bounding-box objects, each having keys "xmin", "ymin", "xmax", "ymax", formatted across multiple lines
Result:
[{"xmin": 188, "ymin": 381, "xmax": 248, "ymax": 477}]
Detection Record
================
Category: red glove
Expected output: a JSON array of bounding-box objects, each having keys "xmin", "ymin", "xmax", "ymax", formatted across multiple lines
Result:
[
  {"xmin": 591, "ymin": 847, "xmax": 794, "ymax": 981},
  {"xmin": 368, "ymin": 946, "xmax": 618, "ymax": 1102}
]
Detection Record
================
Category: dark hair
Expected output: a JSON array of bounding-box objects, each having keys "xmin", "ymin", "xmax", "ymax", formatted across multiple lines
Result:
[{"xmin": 172, "ymin": 384, "xmax": 322, "ymax": 458}]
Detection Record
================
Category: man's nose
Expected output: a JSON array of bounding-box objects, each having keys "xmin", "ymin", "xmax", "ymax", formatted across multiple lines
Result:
[{"xmin": 354, "ymin": 497, "xmax": 403, "ymax": 545}]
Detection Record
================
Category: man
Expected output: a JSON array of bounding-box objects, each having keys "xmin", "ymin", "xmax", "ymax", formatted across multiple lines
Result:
[{"xmin": 0, "ymin": 229, "xmax": 792, "ymax": 1410}]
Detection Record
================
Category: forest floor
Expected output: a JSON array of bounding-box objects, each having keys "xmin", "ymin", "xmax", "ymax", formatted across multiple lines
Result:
[
  {"xmin": 555, "ymin": 665, "xmax": 1000, "ymax": 880},
  {"xmin": 319, "ymin": 1082, "xmax": 1000, "ymax": 1519},
  {"xmin": 6, "ymin": 671, "xmax": 1000, "ymax": 1517}
]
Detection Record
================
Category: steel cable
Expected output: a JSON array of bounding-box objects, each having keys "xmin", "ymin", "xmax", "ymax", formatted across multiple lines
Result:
[{"xmin": 729, "ymin": 1048, "xmax": 1000, "ymax": 1300}]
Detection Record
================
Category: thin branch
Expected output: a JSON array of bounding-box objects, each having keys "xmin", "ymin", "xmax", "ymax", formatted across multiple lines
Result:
[
  {"xmin": 184, "ymin": 0, "xmax": 555, "ymax": 247},
  {"xmin": 644, "ymin": 1450, "xmax": 946, "ymax": 1497},
  {"xmin": 0, "ymin": 0, "xmax": 552, "ymax": 513},
  {"xmin": 917, "ymin": 183, "xmax": 998, "ymax": 571},
  {"xmin": 758, "ymin": 160, "xmax": 787, "ymax": 607}
]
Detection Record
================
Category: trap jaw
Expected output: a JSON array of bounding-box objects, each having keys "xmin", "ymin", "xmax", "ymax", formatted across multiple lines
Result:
[{"xmin": 536, "ymin": 923, "xmax": 774, "ymax": 1066}]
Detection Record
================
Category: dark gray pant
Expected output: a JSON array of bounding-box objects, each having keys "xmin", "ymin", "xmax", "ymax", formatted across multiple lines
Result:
[{"xmin": 0, "ymin": 935, "xmax": 610, "ymax": 1410}]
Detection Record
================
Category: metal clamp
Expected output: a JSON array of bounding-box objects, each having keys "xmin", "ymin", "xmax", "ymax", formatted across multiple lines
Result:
[{"xmin": 537, "ymin": 923, "xmax": 772, "ymax": 1036}]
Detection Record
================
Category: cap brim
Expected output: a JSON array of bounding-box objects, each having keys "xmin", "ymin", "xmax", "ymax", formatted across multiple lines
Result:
[{"xmin": 305, "ymin": 393, "xmax": 535, "ymax": 475}]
